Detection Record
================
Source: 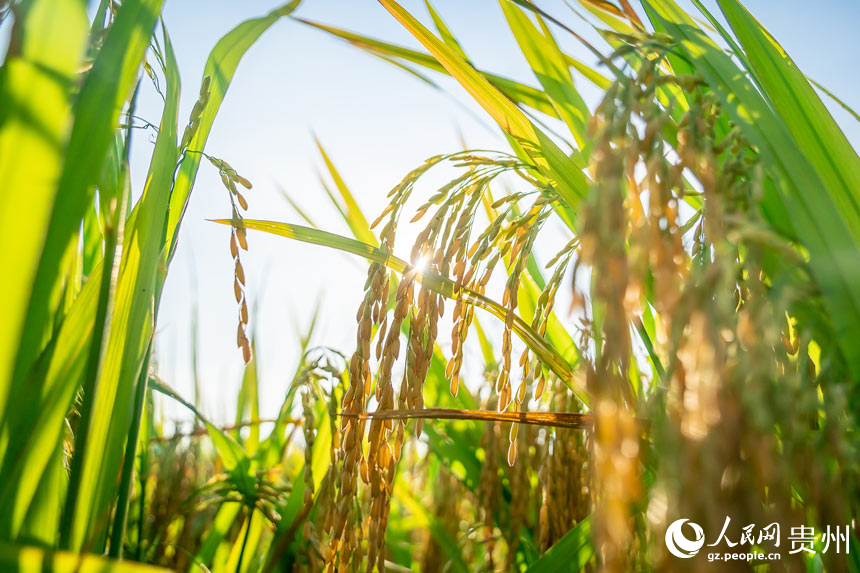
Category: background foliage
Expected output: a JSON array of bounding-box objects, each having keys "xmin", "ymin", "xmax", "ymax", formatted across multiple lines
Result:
[{"xmin": 1, "ymin": 0, "xmax": 859, "ymax": 571}]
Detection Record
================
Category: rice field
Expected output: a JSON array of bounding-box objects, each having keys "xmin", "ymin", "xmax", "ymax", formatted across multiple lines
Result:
[{"xmin": 1, "ymin": 0, "xmax": 859, "ymax": 571}]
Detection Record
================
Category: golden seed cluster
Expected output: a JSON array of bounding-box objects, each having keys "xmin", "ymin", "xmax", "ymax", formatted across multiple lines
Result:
[{"xmin": 208, "ymin": 155, "xmax": 253, "ymax": 363}]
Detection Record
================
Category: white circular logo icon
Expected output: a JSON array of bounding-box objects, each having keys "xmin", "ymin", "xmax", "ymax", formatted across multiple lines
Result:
[{"xmin": 665, "ymin": 519, "xmax": 705, "ymax": 558}]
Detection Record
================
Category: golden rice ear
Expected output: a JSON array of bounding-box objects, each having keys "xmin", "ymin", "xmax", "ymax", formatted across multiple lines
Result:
[
  {"xmin": 535, "ymin": 373, "xmax": 547, "ymax": 400},
  {"xmin": 239, "ymin": 299, "xmax": 248, "ymax": 324},
  {"xmin": 229, "ymin": 232, "xmax": 238, "ymax": 258},
  {"xmin": 235, "ymin": 227, "xmax": 248, "ymax": 250},
  {"xmin": 232, "ymin": 278, "xmax": 242, "ymax": 304},
  {"xmin": 218, "ymin": 163, "xmax": 254, "ymax": 365},
  {"xmin": 235, "ymin": 175, "xmax": 252, "ymax": 190},
  {"xmin": 236, "ymin": 192, "xmax": 248, "ymax": 210},
  {"xmin": 240, "ymin": 338, "xmax": 252, "ymax": 364},
  {"xmin": 235, "ymin": 323, "xmax": 245, "ymax": 348},
  {"xmin": 507, "ymin": 438, "xmax": 518, "ymax": 466}
]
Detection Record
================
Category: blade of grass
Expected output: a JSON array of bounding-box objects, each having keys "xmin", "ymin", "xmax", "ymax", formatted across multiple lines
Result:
[
  {"xmin": 525, "ymin": 516, "xmax": 592, "ymax": 572},
  {"xmin": 150, "ymin": 378, "xmax": 250, "ymax": 477},
  {"xmin": 424, "ymin": 1, "xmax": 469, "ymax": 62},
  {"xmin": 377, "ymin": 0, "xmax": 588, "ymax": 210},
  {"xmin": 0, "ymin": 0, "xmax": 89, "ymax": 433},
  {"xmin": 12, "ymin": 0, "xmax": 163, "ymax": 396},
  {"xmin": 314, "ymin": 137, "xmax": 377, "ymax": 246},
  {"xmin": 500, "ymin": 0, "xmax": 591, "ymax": 149},
  {"xmin": 278, "ymin": 184, "xmax": 318, "ymax": 227},
  {"xmin": 229, "ymin": 509, "xmax": 265, "ymax": 573},
  {"xmin": 0, "ymin": 263, "xmax": 100, "ymax": 542},
  {"xmin": 59, "ymin": 91, "xmax": 134, "ymax": 550},
  {"xmin": 107, "ymin": 340, "xmax": 152, "ymax": 558},
  {"xmin": 296, "ymin": 18, "xmax": 562, "ymax": 120},
  {"xmin": 717, "ymin": 0, "xmax": 860, "ymax": 239},
  {"xmin": 563, "ymin": 53, "xmax": 612, "ymax": 90},
  {"xmin": 61, "ymin": 21, "xmax": 179, "ymax": 551},
  {"xmin": 134, "ymin": 388, "xmax": 154, "ymax": 561},
  {"xmin": 0, "ymin": 541, "xmax": 171, "ymax": 572},
  {"xmin": 0, "ymin": 0, "xmax": 163, "ymax": 543},
  {"xmin": 234, "ymin": 343, "xmax": 261, "ymax": 455},
  {"xmin": 578, "ymin": 0, "xmax": 639, "ymax": 34},
  {"xmin": 18, "ymin": 438, "xmax": 67, "ymax": 547},
  {"xmin": 809, "ymin": 78, "xmax": 860, "ymax": 125},
  {"xmin": 190, "ymin": 504, "xmax": 242, "ymax": 572}
]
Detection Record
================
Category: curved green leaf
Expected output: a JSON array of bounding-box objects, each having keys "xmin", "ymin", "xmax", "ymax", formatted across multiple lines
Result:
[
  {"xmin": 501, "ymin": 0, "xmax": 591, "ymax": 148},
  {"xmin": 0, "ymin": 0, "xmax": 89, "ymax": 419},
  {"xmin": 378, "ymin": 0, "xmax": 588, "ymax": 210},
  {"xmin": 525, "ymin": 516, "xmax": 592, "ymax": 572},
  {"xmin": 717, "ymin": 0, "xmax": 860, "ymax": 239},
  {"xmin": 0, "ymin": 541, "xmax": 170, "ymax": 572},
  {"xmin": 13, "ymin": 0, "xmax": 164, "ymax": 394},
  {"xmin": 296, "ymin": 18, "xmax": 562, "ymax": 120}
]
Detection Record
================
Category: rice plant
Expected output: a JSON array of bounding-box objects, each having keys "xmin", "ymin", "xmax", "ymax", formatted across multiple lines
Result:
[
  {"xmin": 0, "ymin": 0, "xmax": 299, "ymax": 568},
  {"xmin": 2, "ymin": 0, "xmax": 859, "ymax": 571}
]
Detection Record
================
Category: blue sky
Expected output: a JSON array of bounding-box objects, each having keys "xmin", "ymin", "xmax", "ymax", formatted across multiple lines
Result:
[{"xmin": 43, "ymin": 0, "xmax": 860, "ymax": 424}]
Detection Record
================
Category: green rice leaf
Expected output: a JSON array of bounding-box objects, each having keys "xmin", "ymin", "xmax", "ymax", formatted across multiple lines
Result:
[
  {"xmin": 191, "ymin": 504, "xmax": 242, "ymax": 572},
  {"xmin": 717, "ymin": 0, "xmax": 860, "ymax": 241},
  {"xmin": 235, "ymin": 346, "xmax": 261, "ymax": 455},
  {"xmin": 315, "ymin": 137, "xmax": 378, "ymax": 246},
  {"xmin": 525, "ymin": 516, "xmax": 592, "ymax": 572},
  {"xmin": 13, "ymin": 0, "xmax": 164, "ymax": 392},
  {"xmin": 150, "ymin": 380, "xmax": 251, "ymax": 483},
  {"xmin": 0, "ymin": 541, "xmax": 171, "ymax": 572},
  {"xmin": 0, "ymin": 0, "xmax": 164, "ymax": 546},
  {"xmin": 296, "ymin": 18, "xmax": 561, "ymax": 120},
  {"xmin": 61, "ymin": 18, "xmax": 178, "ymax": 550},
  {"xmin": 378, "ymin": 0, "xmax": 588, "ymax": 210},
  {"xmin": 0, "ymin": 0, "xmax": 88, "ymax": 419},
  {"xmin": 563, "ymin": 54, "xmax": 612, "ymax": 90},
  {"xmin": 500, "ymin": 0, "xmax": 591, "ymax": 149},
  {"xmin": 424, "ymin": 1, "xmax": 470, "ymax": 62}
]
